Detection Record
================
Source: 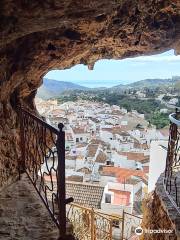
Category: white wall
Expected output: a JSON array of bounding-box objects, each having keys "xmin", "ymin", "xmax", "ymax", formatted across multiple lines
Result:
[
  {"xmin": 101, "ymin": 203, "xmax": 133, "ymax": 215},
  {"xmin": 100, "ymin": 175, "xmax": 117, "ymax": 186},
  {"xmin": 65, "ymin": 159, "xmax": 76, "ymax": 169},
  {"xmin": 113, "ymin": 152, "xmax": 135, "ymax": 169},
  {"xmin": 148, "ymin": 140, "xmax": 168, "ymax": 193}
]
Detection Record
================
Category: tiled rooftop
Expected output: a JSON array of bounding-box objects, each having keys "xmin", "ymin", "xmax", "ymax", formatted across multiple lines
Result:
[
  {"xmin": 77, "ymin": 167, "xmax": 91, "ymax": 174},
  {"xmin": 72, "ymin": 127, "xmax": 88, "ymax": 134},
  {"xmin": 101, "ymin": 166, "xmax": 148, "ymax": 183},
  {"xmin": 66, "ymin": 175, "xmax": 83, "ymax": 182},
  {"xmin": 66, "ymin": 181, "xmax": 104, "ymax": 209},
  {"xmin": 86, "ymin": 144, "xmax": 99, "ymax": 158},
  {"xmin": 118, "ymin": 151, "xmax": 149, "ymax": 162},
  {"xmin": 95, "ymin": 150, "xmax": 107, "ymax": 163}
]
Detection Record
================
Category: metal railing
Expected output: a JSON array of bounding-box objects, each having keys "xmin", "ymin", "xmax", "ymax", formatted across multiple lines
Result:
[
  {"xmin": 18, "ymin": 106, "xmax": 142, "ymax": 239},
  {"xmin": 164, "ymin": 108, "xmax": 180, "ymax": 211},
  {"xmin": 18, "ymin": 106, "xmax": 73, "ymax": 238},
  {"xmin": 67, "ymin": 203, "xmax": 142, "ymax": 240}
]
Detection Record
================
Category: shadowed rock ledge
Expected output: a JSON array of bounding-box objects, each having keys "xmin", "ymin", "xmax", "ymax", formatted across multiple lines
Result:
[{"xmin": 0, "ymin": 175, "xmax": 59, "ymax": 240}]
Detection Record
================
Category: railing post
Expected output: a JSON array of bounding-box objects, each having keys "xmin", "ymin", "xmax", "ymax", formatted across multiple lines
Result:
[
  {"xmin": 91, "ymin": 208, "xmax": 95, "ymax": 240},
  {"xmin": 121, "ymin": 210, "xmax": 125, "ymax": 240},
  {"xmin": 18, "ymin": 105, "xmax": 26, "ymax": 179},
  {"xmin": 57, "ymin": 123, "xmax": 66, "ymax": 239},
  {"xmin": 110, "ymin": 219, "xmax": 113, "ymax": 240}
]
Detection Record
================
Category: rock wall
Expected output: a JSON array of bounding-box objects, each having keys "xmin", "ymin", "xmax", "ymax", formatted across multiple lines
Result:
[
  {"xmin": 141, "ymin": 174, "xmax": 180, "ymax": 240},
  {"xmin": 0, "ymin": 0, "xmax": 180, "ymax": 188}
]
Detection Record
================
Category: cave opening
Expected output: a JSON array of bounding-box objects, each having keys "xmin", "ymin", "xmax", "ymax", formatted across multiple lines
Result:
[
  {"xmin": 34, "ymin": 48, "xmax": 180, "ymax": 215},
  {"xmin": 0, "ymin": 1, "xmax": 180, "ymax": 239}
]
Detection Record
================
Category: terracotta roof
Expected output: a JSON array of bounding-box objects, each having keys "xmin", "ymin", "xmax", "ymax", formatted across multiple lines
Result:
[
  {"xmin": 66, "ymin": 175, "xmax": 83, "ymax": 182},
  {"xmin": 134, "ymin": 141, "xmax": 149, "ymax": 150},
  {"xmin": 72, "ymin": 127, "xmax": 87, "ymax": 134},
  {"xmin": 101, "ymin": 166, "xmax": 147, "ymax": 183},
  {"xmin": 76, "ymin": 143, "xmax": 87, "ymax": 148},
  {"xmin": 118, "ymin": 152, "xmax": 149, "ymax": 162},
  {"xmin": 77, "ymin": 167, "xmax": 91, "ymax": 174},
  {"xmin": 66, "ymin": 155, "xmax": 76, "ymax": 160},
  {"xmin": 66, "ymin": 181, "xmax": 104, "ymax": 209},
  {"xmin": 90, "ymin": 139, "xmax": 109, "ymax": 147},
  {"xmin": 95, "ymin": 151, "xmax": 108, "ymax": 163},
  {"xmin": 87, "ymin": 144, "xmax": 99, "ymax": 158}
]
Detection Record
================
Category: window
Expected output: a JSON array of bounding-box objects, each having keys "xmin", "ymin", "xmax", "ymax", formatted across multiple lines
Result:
[
  {"xmin": 80, "ymin": 137, "xmax": 83, "ymax": 141},
  {"xmin": 105, "ymin": 194, "xmax": 111, "ymax": 203},
  {"xmin": 112, "ymin": 219, "xmax": 120, "ymax": 228},
  {"xmin": 76, "ymin": 138, "xmax": 79, "ymax": 143},
  {"xmin": 106, "ymin": 160, "xmax": 110, "ymax": 165}
]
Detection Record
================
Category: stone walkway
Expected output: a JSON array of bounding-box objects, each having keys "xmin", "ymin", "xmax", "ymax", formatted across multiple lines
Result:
[{"xmin": 0, "ymin": 175, "xmax": 58, "ymax": 240}]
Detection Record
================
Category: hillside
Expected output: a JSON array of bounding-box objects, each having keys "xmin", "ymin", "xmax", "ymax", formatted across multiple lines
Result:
[
  {"xmin": 37, "ymin": 78, "xmax": 88, "ymax": 99},
  {"xmin": 128, "ymin": 77, "xmax": 179, "ymax": 88},
  {"xmin": 37, "ymin": 76, "xmax": 180, "ymax": 99},
  {"xmin": 113, "ymin": 76, "xmax": 180, "ymax": 90}
]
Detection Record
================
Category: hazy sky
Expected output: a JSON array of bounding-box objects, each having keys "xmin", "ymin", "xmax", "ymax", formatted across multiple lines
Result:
[{"xmin": 45, "ymin": 49, "xmax": 180, "ymax": 88}]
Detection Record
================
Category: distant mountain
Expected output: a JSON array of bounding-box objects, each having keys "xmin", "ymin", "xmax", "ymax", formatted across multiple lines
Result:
[
  {"xmin": 37, "ymin": 76, "xmax": 180, "ymax": 99},
  {"xmin": 112, "ymin": 77, "xmax": 180, "ymax": 90},
  {"xmin": 128, "ymin": 78, "xmax": 178, "ymax": 88},
  {"xmin": 37, "ymin": 78, "xmax": 88, "ymax": 99}
]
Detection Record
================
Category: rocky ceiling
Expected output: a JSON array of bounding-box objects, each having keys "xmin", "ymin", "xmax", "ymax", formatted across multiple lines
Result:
[{"xmin": 0, "ymin": 0, "xmax": 180, "ymax": 187}]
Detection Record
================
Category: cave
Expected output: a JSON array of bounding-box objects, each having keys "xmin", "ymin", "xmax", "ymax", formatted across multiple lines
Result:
[{"xmin": 0, "ymin": 0, "xmax": 180, "ymax": 239}]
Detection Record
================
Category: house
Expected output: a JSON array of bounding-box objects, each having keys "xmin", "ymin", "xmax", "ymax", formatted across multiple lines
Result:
[
  {"xmin": 148, "ymin": 140, "xmax": 167, "ymax": 192},
  {"xmin": 100, "ymin": 166, "xmax": 148, "ymax": 190},
  {"xmin": 65, "ymin": 132, "xmax": 75, "ymax": 151},
  {"xmin": 72, "ymin": 127, "xmax": 91, "ymax": 143},
  {"xmin": 101, "ymin": 182, "xmax": 134, "ymax": 215}
]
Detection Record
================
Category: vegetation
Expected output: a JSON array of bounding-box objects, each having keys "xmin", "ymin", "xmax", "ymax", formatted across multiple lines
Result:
[{"xmin": 147, "ymin": 112, "xmax": 169, "ymax": 129}]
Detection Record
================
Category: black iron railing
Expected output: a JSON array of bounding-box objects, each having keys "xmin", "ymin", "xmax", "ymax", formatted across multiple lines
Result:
[
  {"xmin": 18, "ymin": 106, "xmax": 73, "ymax": 238},
  {"xmin": 164, "ymin": 108, "xmax": 180, "ymax": 210}
]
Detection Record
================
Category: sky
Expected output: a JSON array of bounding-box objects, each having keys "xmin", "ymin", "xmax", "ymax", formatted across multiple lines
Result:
[{"xmin": 45, "ymin": 49, "xmax": 180, "ymax": 88}]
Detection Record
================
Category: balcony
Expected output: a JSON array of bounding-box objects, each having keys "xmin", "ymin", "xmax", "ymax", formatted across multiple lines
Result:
[
  {"xmin": 0, "ymin": 105, "xmax": 142, "ymax": 240},
  {"xmin": 2, "ymin": 105, "xmax": 180, "ymax": 239}
]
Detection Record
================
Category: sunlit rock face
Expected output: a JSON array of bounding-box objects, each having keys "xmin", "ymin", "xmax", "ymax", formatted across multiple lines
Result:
[{"xmin": 0, "ymin": 0, "xmax": 180, "ymax": 187}]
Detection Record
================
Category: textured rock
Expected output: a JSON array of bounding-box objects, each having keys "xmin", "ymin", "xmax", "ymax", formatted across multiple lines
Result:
[
  {"xmin": 141, "ymin": 174, "xmax": 180, "ymax": 240},
  {"xmin": 0, "ymin": 0, "xmax": 180, "ymax": 187},
  {"xmin": 0, "ymin": 175, "xmax": 59, "ymax": 240}
]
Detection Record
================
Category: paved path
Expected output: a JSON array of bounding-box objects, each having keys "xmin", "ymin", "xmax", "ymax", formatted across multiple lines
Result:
[{"xmin": 0, "ymin": 175, "xmax": 58, "ymax": 240}]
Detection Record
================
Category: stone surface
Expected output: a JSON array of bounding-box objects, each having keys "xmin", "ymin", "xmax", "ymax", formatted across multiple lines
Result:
[
  {"xmin": 0, "ymin": 175, "xmax": 59, "ymax": 240},
  {"xmin": 0, "ymin": 0, "xmax": 180, "ymax": 188},
  {"xmin": 141, "ymin": 173, "xmax": 180, "ymax": 240}
]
